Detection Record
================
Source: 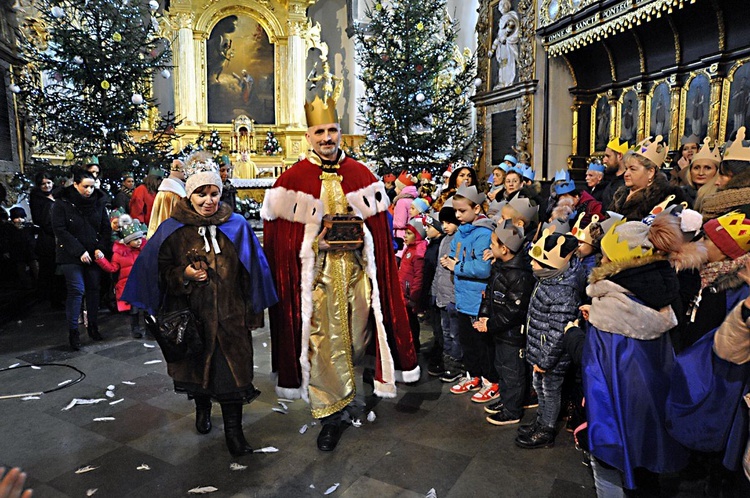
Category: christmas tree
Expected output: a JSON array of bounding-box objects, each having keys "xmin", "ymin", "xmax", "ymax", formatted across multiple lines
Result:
[
  {"xmin": 355, "ymin": 0, "xmax": 478, "ymax": 176},
  {"xmin": 263, "ymin": 131, "xmax": 281, "ymax": 156},
  {"xmin": 207, "ymin": 129, "xmax": 223, "ymax": 156},
  {"xmin": 16, "ymin": 0, "xmax": 172, "ymax": 160}
]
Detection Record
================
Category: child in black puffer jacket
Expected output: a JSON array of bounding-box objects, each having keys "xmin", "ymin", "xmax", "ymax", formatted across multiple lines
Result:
[{"xmin": 475, "ymin": 221, "xmax": 535, "ymax": 426}]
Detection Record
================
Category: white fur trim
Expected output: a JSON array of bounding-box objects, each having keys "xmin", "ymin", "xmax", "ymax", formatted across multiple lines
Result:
[
  {"xmin": 346, "ymin": 182, "xmax": 391, "ymax": 220},
  {"xmin": 158, "ymin": 177, "xmax": 186, "ymax": 197},
  {"xmin": 270, "ymin": 372, "xmax": 304, "ymax": 400},
  {"xmin": 587, "ymin": 280, "xmax": 677, "ymax": 340},
  {"xmin": 395, "ymin": 366, "xmax": 421, "ymax": 384},
  {"xmin": 374, "ymin": 381, "xmax": 397, "ymax": 398},
  {"xmin": 261, "ymin": 186, "xmax": 324, "ymax": 225}
]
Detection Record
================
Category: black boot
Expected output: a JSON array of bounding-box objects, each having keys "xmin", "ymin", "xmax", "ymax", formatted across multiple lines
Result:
[
  {"xmin": 69, "ymin": 328, "xmax": 81, "ymax": 351},
  {"xmin": 130, "ymin": 312, "xmax": 143, "ymax": 339},
  {"xmin": 221, "ymin": 403, "xmax": 252, "ymax": 456},
  {"xmin": 517, "ymin": 417, "xmax": 542, "ymax": 438},
  {"xmin": 515, "ymin": 426, "xmax": 556, "ymax": 449},
  {"xmin": 195, "ymin": 396, "xmax": 212, "ymax": 435},
  {"xmin": 88, "ymin": 324, "xmax": 103, "ymax": 341}
]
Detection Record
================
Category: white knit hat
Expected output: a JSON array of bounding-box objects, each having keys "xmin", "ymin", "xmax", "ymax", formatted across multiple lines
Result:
[{"xmin": 184, "ymin": 151, "xmax": 223, "ymax": 198}]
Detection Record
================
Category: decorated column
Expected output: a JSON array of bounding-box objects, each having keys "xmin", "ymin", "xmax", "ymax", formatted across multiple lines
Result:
[
  {"xmin": 286, "ymin": 17, "xmax": 307, "ymax": 128},
  {"xmin": 172, "ymin": 12, "xmax": 198, "ymax": 125}
]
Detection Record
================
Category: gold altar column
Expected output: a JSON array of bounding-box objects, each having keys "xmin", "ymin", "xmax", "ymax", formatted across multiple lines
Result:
[
  {"xmin": 708, "ymin": 63, "xmax": 723, "ymax": 142},
  {"xmin": 669, "ymin": 75, "xmax": 681, "ymax": 147},
  {"xmin": 287, "ymin": 10, "xmax": 307, "ymax": 128},
  {"xmin": 636, "ymin": 82, "xmax": 647, "ymax": 143},
  {"xmin": 172, "ymin": 12, "xmax": 198, "ymax": 126}
]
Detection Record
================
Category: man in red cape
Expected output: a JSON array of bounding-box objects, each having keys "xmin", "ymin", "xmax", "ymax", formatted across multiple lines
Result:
[{"xmin": 261, "ymin": 96, "xmax": 419, "ymax": 451}]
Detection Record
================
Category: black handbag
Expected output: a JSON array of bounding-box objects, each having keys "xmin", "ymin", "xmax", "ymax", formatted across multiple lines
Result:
[{"xmin": 144, "ymin": 309, "xmax": 204, "ymax": 363}]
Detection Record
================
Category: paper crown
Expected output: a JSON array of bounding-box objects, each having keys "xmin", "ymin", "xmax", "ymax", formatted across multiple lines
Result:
[
  {"xmin": 598, "ymin": 211, "xmax": 625, "ymax": 236},
  {"xmin": 507, "ymin": 196, "xmax": 539, "ymax": 223},
  {"xmin": 570, "ymin": 213, "xmax": 601, "ymax": 246},
  {"xmin": 454, "ymin": 184, "xmax": 486, "ymax": 206},
  {"xmin": 85, "ymin": 155, "xmax": 99, "ymax": 166},
  {"xmin": 419, "ymin": 169, "xmax": 432, "ymax": 181},
  {"xmin": 396, "ymin": 171, "xmax": 415, "ymax": 189},
  {"xmin": 723, "ymin": 126, "xmax": 750, "ymax": 162},
  {"xmin": 541, "ymin": 217, "xmax": 570, "ymax": 235},
  {"xmin": 600, "ymin": 219, "xmax": 653, "ymax": 263},
  {"xmin": 587, "ymin": 162, "xmax": 606, "ymax": 173},
  {"xmin": 703, "ymin": 210, "xmax": 750, "ymax": 260},
  {"xmin": 503, "ymin": 154, "xmax": 518, "ymax": 165},
  {"xmin": 498, "ymin": 162, "xmax": 510, "ymax": 172},
  {"xmin": 121, "ymin": 171, "xmax": 134, "ymax": 180},
  {"xmin": 691, "ymin": 137, "xmax": 721, "ymax": 167},
  {"xmin": 553, "ymin": 168, "xmax": 570, "ymax": 184},
  {"xmin": 606, "ymin": 138, "xmax": 629, "ymax": 155},
  {"xmin": 555, "ymin": 179, "xmax": 577, "ymax": 196},
  {"xmin": 304, "ymin": 96, "xmax": 339, "ymax": 127},
  {"xmin": 529, "ymin": 226, "xmax": 574, "ymax": 269},
  {"xmin": 681, "ymin": 134, "xmax": 701, "ymax": 146},
  {"xmin": 383, "ymin": 173, "xmax": 396, "ymax": 182},
  {"xmin": 148, "ymin": 167, "xmax": 165, "ymax": 178},
  {"xmin": 521, "ymin": 165, "xmax": 535, "ymax": 181},
  {"xmin": 495, "ymin": 220, "xmax": 525, "ymax": 253},
  {"xmin": 170, "ymin": 159, "xmax": 185, "ymax": 172},
  {"xmin": 633, "ymin": 135, "xmax": 668, "ymax": 168}
]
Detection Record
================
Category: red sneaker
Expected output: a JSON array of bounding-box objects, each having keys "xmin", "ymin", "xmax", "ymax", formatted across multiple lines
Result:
[
  {"xmin": 471, "ymin": 382, "xmax": 500, "ymax": 403},
  {"xmin": 449, "ymin": 375, "xmax": 481, "ymax": 395}
]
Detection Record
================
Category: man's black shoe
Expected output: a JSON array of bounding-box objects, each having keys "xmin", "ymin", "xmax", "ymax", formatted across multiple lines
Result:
[{"xmin": 317, "ymin": 423, "xmax": 342, "ymax": 452}]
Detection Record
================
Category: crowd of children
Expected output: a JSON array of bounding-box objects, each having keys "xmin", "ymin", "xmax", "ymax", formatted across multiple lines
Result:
[{"xmin": 389, "ymin": 129, "xmax": 750, "ymax": 496}]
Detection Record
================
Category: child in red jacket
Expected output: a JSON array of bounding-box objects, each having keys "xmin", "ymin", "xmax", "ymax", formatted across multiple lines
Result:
[
  {"xmin": 95, "ymin": 215, "xmax": 148, "ymax": 338},
  {"xmin": 399, "ymin": 217, "xmax": 428, "ymax": 353}
]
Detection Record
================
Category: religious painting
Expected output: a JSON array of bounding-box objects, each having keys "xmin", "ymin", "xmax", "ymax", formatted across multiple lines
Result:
[
  {"xmin": 725, "ymin": 61, "xmax": 750, "ymax": 140},
  {"xmin": 649, "ymin": 82, "xmax": 671, "ymax": 146},
  {"xmin": 683, "ymin": 74, "xmax": 709, "ymax": 140},
  {"xmin": 488, "ymin": 0, "xmax": 520, "ymax": 90},
  {"xmin": 593, "ymin": 94, "xmax": 611, "ymax": 153},
  {"xmin": 206, "ymin": 15, "xmax": 275, "ymax": 124},
  {"xmin": 620, "ymin": 90, "xmax": 638, "ymax": 146}
]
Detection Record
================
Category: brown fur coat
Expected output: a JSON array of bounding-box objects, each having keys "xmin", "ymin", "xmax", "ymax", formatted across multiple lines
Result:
[{"xmin": 610, "ymin": 172, "xmax": 686, "ymax": 221}]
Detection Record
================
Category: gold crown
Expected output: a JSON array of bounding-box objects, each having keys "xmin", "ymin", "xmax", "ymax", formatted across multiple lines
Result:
[
  {"xmin": 304, "ymin": 96, "xmax": 339, "ymax": 128},
  {"xmin": 570, "ymin": 213, "xmax": 600, "ymax": 246},
  {"xmin": 600, "ymin": 219, "xmax": 653, "ymax": 263},
  {"xmin": 529, "ymin": 226, "xmax": 572, "ymax": 269},
  {"xmin": 724, "ymin": 126, "xmax": 750, "ymax": 162},
  {"xmin": 715, "ymin": 210, "xmax": 750, "ymax": 253},
  {"xmin": 606, "ymin": 138, "xmax": 629, "ymax": 155},
  {"xmin": 692, "ymin": 137, "xmax": 721, "ymax": 166},
  {"xmin": 633, "ymin": 135, "xmax": 668, "ymax": 168}
]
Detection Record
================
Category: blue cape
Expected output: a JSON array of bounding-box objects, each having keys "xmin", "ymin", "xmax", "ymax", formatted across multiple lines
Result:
[
  {"xmin": 121, "ymin": 214, "xmax": 278, "ymax": 316},
  {"xmin": 666, "ymin": 285, "xmax": 750, "ymax": 471}
]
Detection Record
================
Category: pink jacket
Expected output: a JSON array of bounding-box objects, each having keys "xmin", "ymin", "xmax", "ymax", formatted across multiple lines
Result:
[
  {"xmin": 392, "ymin": 186, "xmax": 418, "ymax": 240},
  {"xmin": 95, "ymin": 240, "xmax": 146, "ymax": 312}
]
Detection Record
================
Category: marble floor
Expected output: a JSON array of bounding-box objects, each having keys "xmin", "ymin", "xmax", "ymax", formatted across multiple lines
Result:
[{"xmin": 2, "ymin": 303, "xmax": 599, "ymax": 498}]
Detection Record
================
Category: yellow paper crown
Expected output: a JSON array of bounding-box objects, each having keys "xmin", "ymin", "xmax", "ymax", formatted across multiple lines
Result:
[
  {"xmin": 723, "ymin": 127, "xmax": 750, "ymax": 162},
  {"xmin": 648, "ymin": 194, "xmax": 676, "ymax": 216},
  {"xmin": 570, "ymin": 213, "xmax": 600, "ymax": 246},
  {"xmin": 606, "ymin": 138, "xmax": 629, "ymax": 155},
  {"xmin": 715, "ymin": 210, "xmax": 750, "ymax": 254},
  {"xmin": 529, "ymin": 226, "xmax": 572, "ymax": 269},
  {"xmin": 600, "ymin": 219, "xmax": 653, "ymax": 263},
  {"xmin": 634, "ymin": 135, "xmax": 668, "ymax": 168},
  {"xmin": 304, "ymin": 96, "xmax": 339, "ymax": 128},
  {"xmin": 691, "ymin": 137, "xmax": 722, "ymax": 167}
]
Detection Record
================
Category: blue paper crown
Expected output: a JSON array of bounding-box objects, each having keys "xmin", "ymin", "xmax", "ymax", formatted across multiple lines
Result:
[
  {"xmin": 503, "ymin": 154, "xmax": 518, "ymax": 165},
  {"xmin": 553, "ymin": 169, "xmax": 570, "ymax": 183},
  {"xmin": 587, "ymin": 162, "xmax": 606, "ymax": 173},
  {"xmin": 554, "ymin": 179, "xmax": 577, "ymax": 196},
  {"xmin": 521, "ymin": 165, "xmax": 535, "ymax": 181},
  {"xmin": 498, "ymin": 162, "xmax": 510, "ymax": 172},
  {"xmin": 507, "ymin": 166, "xmax": 523, "ymax": 175}
]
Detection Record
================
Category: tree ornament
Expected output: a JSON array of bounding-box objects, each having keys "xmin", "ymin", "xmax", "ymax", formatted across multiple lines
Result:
[
  {"xmin": 474, "ymin": 78, "xmax": 482, "ymax": 87},
  {"xmin": 101, "ymin": 80, "xmax": 110, "ymax": 90},
  {"xmin": 65, "ymin": 149, "xmax": 74, "ymax": 160},
  {"xmin": 9, "ymin": 84, "xmax": 20, "ymax": 94},
  {"xmin": 149, "ymin": 0, "xmax": 159, "ymax": 11},
  {"xmin": 416, "ymin": 64, "xmax": 423, "ymax": 73},
  {"xmin": 161, "ymin": 69, "xmax": 171, "ymax": 79},
  {"xmin": 131, "ymin": 93, "xmax": 143, "ymax": 105},
  {"xmin": 73, "ymin": 55, "xmax": 83, "ymax": 64},
  {"xmin": 112, "ymin": 32, "xmax": 122, "ymax": 42},
  {"xmin": 416, "ymin": 93, "xmax": 425, "ymax": 102},
  {"xmin": 416, "ymin": 22, "xmax": 424, "ymax": 31},
  {"xmin": 375, "ymin": 3, "xmax": 382, "ymax": 11},
  {"xmin": 51, "ymin": 6, "xmax": 64, "ymax": 18}
]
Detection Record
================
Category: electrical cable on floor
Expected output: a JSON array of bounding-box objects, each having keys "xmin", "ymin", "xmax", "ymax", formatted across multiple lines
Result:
[{"xmin": 0, "ymin": 363, "xmax": 86, "ymax": 400}]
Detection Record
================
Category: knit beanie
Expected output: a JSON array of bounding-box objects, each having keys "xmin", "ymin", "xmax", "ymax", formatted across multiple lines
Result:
[
  {"xmin": 184, "ymin": 151, "xmax": 223, "ymax": 198},
  {"xmin": 703, "ymin": 209, "xmax": 750, "ymax": 260},
  {"xmin": 9, "ymin": 207, "xmax": 26, "ymax": 219},
  {"xmin": 424, "ymin": 212, "xmax": 444, "ymax": 234},
  {"xmin": 406, "ymin": 217, "xmax": 427, "ymax": 240},
  {"xmin": 411, "ymin": 198, "xmax": 430, "ymax": 214},
  {"xmin": 439, "ymin": 203, "xmax": 459, "ymax": 226}
]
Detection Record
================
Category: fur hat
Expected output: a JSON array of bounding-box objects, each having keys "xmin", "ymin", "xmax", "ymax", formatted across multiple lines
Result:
[
  {"xmin": 406, "ymin": 218, "xmax": 427, "ymax": 240},
  {"xmin": 411, "ymin": 198, "xmax": 430, "ymax": 214},
  {"xmin": 184, "ymin": 151, "xmax": 222, "ymax": 198},
  {"xmin": 9, "ymin": 206, "xmax": 26, "ymax": 219}
]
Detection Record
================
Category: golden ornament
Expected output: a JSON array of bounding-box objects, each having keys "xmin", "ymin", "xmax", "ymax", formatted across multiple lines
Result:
[
  {"xmin": 375, "ymin": 3, "xmax": 382, "ymax": 11},
  {"xmin": 112, "ymin": 32, "xmax": 122, "ymax": 42},
  {"xmin": 65, "ymin": 149, "xmax": 74, "ymax": 161},
  {"xmin": 101, "ymin": 80, "xmax": 110, "ymax": 90},
  {"xmin": 416, "ymin": 22, "xmax": 424, "ymax": 31}
]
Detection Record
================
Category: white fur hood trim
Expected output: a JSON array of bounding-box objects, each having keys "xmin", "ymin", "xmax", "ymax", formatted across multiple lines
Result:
[
  {"xmin": 587, "ymin": 279, "xmax": 677, "ymax": 340},
  {"xmin": 260, "ymin": 186, "xmax": 324, "ymax": 224},
  {"xmin": 346, "ymin": 182, "xmax": 391, "ymax": 219},
  {"xmin": 158, "ymin": 177, "xmax": 186, "ymax": 197}
]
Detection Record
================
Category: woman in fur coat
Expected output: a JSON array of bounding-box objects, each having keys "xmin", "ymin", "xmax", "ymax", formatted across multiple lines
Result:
[
  {"xmin": 582, "ymin": 215, "xmax": 689, "ymax": 493},
  {"xmin": 122, "ymin": 159, "xmax": 277, "ymax": 457},
  {"xmin": 610, "ymin": 145, "xmax": 686, "ymax": 220}
]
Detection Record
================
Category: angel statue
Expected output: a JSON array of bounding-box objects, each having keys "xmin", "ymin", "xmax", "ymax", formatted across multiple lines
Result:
[
  {"xmin": 489, "ymin": 0, "xmax": 520, "ymax": 89},
  {"xmin": 307, "ymin": 60, "xmax": 343, "ymax": 103}
]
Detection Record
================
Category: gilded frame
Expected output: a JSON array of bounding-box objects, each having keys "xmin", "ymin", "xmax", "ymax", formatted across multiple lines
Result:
[
  {"xmin": 645, "ymin": 79, "xmax": 672, "ymax": 147},
  {"xmin": 720, "ymin": 58, "xmax": 750, "ymax": 143},
  {"xmin": 679, "ymin": 71, "xmax": 711, "ymax": 140}
]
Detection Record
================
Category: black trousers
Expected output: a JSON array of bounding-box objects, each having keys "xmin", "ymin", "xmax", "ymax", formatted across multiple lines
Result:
[
  {"xmin": 494, "ymin": 341, "xmax": 527, "ymax": 418},
  {"xmin": 457, "ymin": 312, "xmax": 497, "ymax": 382}
]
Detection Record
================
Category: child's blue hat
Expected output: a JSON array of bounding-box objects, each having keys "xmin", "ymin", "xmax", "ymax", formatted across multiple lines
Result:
[
  {"xmin": 411, "ymin": 198, "xmax": 430, "ymax": 214},
  {"xmin": 503, "ymin": 154, "xmax": 518, "ymax": 165},
  {"xmin": 555, "ymin": 179, "xmax": 577, "ymax": 196},
  {"xmin": 521, "ymin": 165, "xmax": 535, "ymax": 181}
]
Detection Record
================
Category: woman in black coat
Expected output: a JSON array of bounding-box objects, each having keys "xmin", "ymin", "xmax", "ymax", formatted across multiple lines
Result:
[
  {"xmin": 51, "ymin": 168, "xmax": 111, "ymax": 350},
  {"xmin": 29, "ymin": 171, "xmax": 63, "ymax": 307}
]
